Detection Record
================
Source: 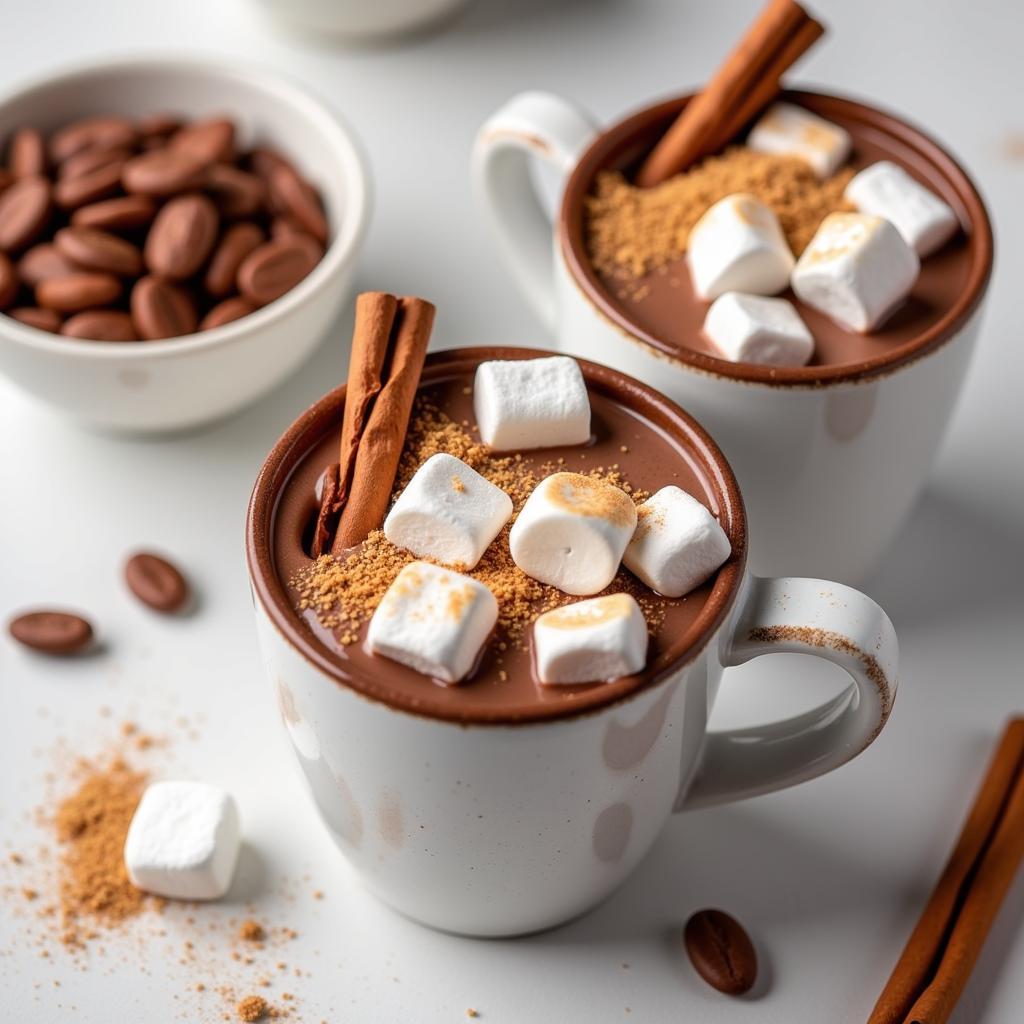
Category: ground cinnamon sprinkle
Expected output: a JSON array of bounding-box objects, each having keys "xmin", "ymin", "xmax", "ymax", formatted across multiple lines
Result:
[
  {"xmin": 292, "ymin": 400, "xmax": 666, "ymax": 650},
  {"xmin": 239, "ymin": 919, "xmax": 266, "ymax": 943},
  {"xmin": 585, "ymin": 146, "xmax": 854, "ymax": 287},
  {"xmin": 237, "ymin": 994, "xmax": 273, "ymax": 1021}
]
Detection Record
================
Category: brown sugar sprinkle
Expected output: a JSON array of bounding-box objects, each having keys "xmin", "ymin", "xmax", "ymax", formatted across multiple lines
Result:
[
  {"xmin": 237, "ymin": 994, "xmax": 273, "ymax": 1021},
  {"xmin": 239, "ymin": 919, "xmax": 266, "ymax": 943},
  {"xmin": 585, "ymin": 146, "xmax": 854, "ymax": 287},
  {"xmin": 292, "ymin": 402, "xmax": 665, "ymax": 652}
]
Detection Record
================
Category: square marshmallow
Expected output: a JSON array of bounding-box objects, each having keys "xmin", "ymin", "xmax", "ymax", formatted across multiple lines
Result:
[
  {"xmin": 623, "ymin": 486, "xmax": 732, "ymax": 598},
  {"xmin": 367, "ymin": 561, "xmax": 498, "ymax": 683},
  {"xmin": 703, "ymin": 292, "xmax": 814, "ymax": 367},
  {"xmin": 845, "ymin": 161, "xmax": 958, "ymax": 257},
  {"xmin": 791, "ymin": 212, "xmax": 920, "ymax": 333},
  {"xmin": 473, "ymin": 356, "xmax": 591, "ymax": 451},
  {"xmin": 384, "ymin": 452, "xmax": 512, "ymax": 570},
  {"xmin": 509, "ymin": 472, "xmax": 637, "ymax": 596},
  {"xmin": 124, "ymin": 781, "xmax": 241, "ymax": 901},
  {"xmin": 688, "ymin": 194, "xmax": 794, "ymax": 300},
  {"xmin": 534, "ymin": 593, "xmax": 648, "ymax": 685},
  {"xmin": 747, "ymin": 102, "xmax": 852, "ymax": 178}
]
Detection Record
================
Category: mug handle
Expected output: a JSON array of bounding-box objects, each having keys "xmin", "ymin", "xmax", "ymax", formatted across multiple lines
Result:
[
  {"xmin": 679, "ymin": 576, "xmax": 898, "ymax": 810},
  {"xmin": 472, "ymin": 91, "xmax": 599, "ymax": 330}
]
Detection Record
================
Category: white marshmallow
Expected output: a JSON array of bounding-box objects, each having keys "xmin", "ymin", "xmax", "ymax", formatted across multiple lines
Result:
[
  {"xmin": 792, "ymin": 213, "xmax": 920, "ymax": 333},
  {"xmin": 845, "ymin": 161, "xmax": 958, "ymax": 257},
  {"xmin": 703, "ymin": 292, "xmax": 814, "ymax": 366},
  {"xmin": 383, "ymin": 453, "xmax": 512, "ymax": 570},
  {"xmin": 688, "ymin": 194, "xmax": 794, "ymax": 300},
  {"xmin": 474, "ymin": 356, "xmax": 591, "ymax": 451},
  {"xmin": 747, "ymin": 102, "xmax": 852, "ymax": 178},
  {"xmin": 623, "ymin": 486, "xmax": 732, "ymax": 598},
  {"xmin": 509, "ymin": 472, "xmax": 637, "ymax": 596},
  {"xmin": 534, "ymin": 593, "xmax": 648, "ymax": 685},
  {"xmin": 123, "ymin": 781, "xmax": 241, "ymax": 901},
  {"xmin": 367, "ymin": 561, "xmax": 497, "ymax": 683}
]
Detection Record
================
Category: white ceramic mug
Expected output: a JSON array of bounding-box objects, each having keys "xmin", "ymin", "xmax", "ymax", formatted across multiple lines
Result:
[
  {"xmin": 473, "ymin": 90, "xmax": 994, "ymax": 583},
  {"xmin": 246, "ymin": 347, "xmax": 898, "ymax": 937}
]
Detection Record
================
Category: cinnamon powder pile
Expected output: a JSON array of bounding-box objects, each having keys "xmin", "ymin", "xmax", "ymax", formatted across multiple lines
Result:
[
  {"xmin": 293, "ymin": 399, "xmax": 667, "ymax": 648},
  {"xmin": 585, "ymin": 146, "xmax": 853, "ymax": 286}
]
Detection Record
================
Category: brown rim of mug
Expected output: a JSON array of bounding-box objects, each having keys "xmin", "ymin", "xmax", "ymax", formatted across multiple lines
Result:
[
  {"xmin": 245, "ymin": 346, "xmax": 748, "ymax": 726},
  {"xmin": 560, "ymin": 89, "xmax": 994, "ymax": 388}
]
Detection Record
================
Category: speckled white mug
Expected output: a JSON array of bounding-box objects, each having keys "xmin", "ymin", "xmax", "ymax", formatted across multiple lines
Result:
[{"xmin": 246, "ymin": 348, "xmax": 898, "ymax": 937}]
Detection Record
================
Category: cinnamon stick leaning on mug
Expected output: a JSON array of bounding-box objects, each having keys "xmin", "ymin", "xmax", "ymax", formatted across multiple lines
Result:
[
  {"xmin": 868, "ymin": 717, "xmax": 1024, "ymax": 1024},
  {"xmin": 635, "ymin": 0, "xmax": 824, "ymax": 187}
]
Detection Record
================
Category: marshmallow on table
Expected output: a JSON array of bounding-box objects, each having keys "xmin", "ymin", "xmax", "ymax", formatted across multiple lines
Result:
[
  {"xmin": 623, "ymin": 486, "xmax": 732, "ymax": 598},
  {"xmin": 123, "ymin": 781, "xmax": 241, "ymax": 901},
  {"xmin": 474, "ymin": 356, "xmax": 591, "ymax": 451},
  {"xmin": 792, "ymin": 212, "xmax": 920, "ymax": 333},
  {"xmin": 688, "ymin": 194, "xmax": 794, "ymax": 300},
  {"xmin": 367, "ymin": 561, "xmax": 498, "ymax": 683},
  {"xmin": 747, "ymin": 102, "xmax": 852, "ymax": 178},
  {"xmin": 845, "ymin": 161, "xmax": 959, "ymax": 257},
  {"xmin": 509, "ymin": 472, "xmax": 637, "ymax": 596},
  {"xmin": 534, "ymin": 593, "xmax": 648, "ymax": 685},
  {"xmin": 703, "ymin": 292, "xmax": 814, "ymax": 367},
  {"xmin": 383, "ymin": 452, "xmax": 512, "ymax": 570}
]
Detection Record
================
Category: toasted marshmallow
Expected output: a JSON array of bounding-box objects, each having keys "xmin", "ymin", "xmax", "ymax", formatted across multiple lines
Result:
[
  {"xmin": 534, "ymin": 593, "xmax": 648, "ymax": 685},
  {"xmin": 747, "ymin": 102, "xmax": 852, "ymax": 178},
  {"xmin": 509, "ymin": 472, "xmax": 637, "ymax": 596},
  {"xmin": 474, "ymin": 356, "xmax": 591, "ymax": 451},
  {"xmin": 703, "ymin": 292, "xmax": 814, "ymax": 366},
  {"xmin": 623, "ymin": 486, "xmax": 731, "ymax": 598},
  {"xmin": 688, "ymin": 194, "xmax": 794, "ymax": 300},
  {"xmin": 124, "ymin": 781, "xmax": 241, "ymax": 901},
  {"xmin": 367, "ymin": 561, "xmax": 497, "ymax": 683},
  {"xmin": 845, "ymin": 161, "xmax": 958, "ymax": 257},
  {"xmin": 791, "ymin": 213, "xmax": 920, "ymax": 332},
  {"xmin": 383, "ymin": 453, "xmax": 512, "ymax": 570}
]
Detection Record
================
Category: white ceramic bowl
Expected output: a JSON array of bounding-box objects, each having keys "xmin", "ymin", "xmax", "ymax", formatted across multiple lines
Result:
[
  {"xmin": 254, "ymin": 0, "xmax": 472, "ymax": 40},
  {"xmin": 0, "ymin": 58, "xmax": 370, "ymax": 433}
]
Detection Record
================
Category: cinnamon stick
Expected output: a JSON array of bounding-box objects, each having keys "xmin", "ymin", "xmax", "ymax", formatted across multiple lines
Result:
[
  {"xmin": 868, "ymin": 718, "xmax": 1024, "ymax": 1024},
  {"xmin": 635, "ymin": 0, "xmax": 822, "ymax": 187},
  {"xmin": 331, "ymin": 296, "xmax": 435, "ymax": 554},
  {"xmin": 310, "ymin": 462, "xmax": 340, "ymax": 559}
]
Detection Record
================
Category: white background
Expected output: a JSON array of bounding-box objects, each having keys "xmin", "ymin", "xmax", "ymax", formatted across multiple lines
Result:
[{"xmin": 1, "ymin": 0, "xmax": 1022, "ymax": 1021}]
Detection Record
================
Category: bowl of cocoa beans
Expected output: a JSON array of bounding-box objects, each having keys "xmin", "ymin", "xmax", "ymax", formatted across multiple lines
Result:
[{"xmin": 0, "ymin": 58, "xmax": 369, "ymax": 433}]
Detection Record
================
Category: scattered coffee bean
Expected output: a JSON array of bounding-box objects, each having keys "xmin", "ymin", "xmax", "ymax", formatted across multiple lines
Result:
[
  {"xmin": 0, "ymin": 252, "xmax": 16, "ymax": 308},
  {"xmin": 238, "ymin": 239, "xmax": 319, "ymax": 306},
  {"xmin": 683, "ymin": 909, "xmax": 757, "ymax": 996},
  {"xmin": 17, "ymin": 243, "xmax": 76, "ymax": 286},
  {"xmin": 200, "ymin": 295, "xmax": 257, "ymax": 331},
  {"xmin": 10, "ymin": 128, "xmax": 47, "ymax": 178},
  {"xmin": 53, "ymin": 160, "xmax": 125, "ymax": 210},
  {"xmin": 131, "ymin": 275, "xmax": 197, "ymax": 339},
  {"xmin": 36, "ymin": 272, "xmax": 121, "ymax": 313},
  {"xmin": 9, "ymin": 306, "xmax": 63, "ymax": 332},
  {"xmin": 144, "ymin": 192, "xmax": 219, "ymax": 280},
  {"xmin": 55, "ymin": 226, "xmax": 143, "ymax": 277},
  {"xmin": 8, "ymin": 610, "xmax": 94, "ymax": 655},
  {"xmin": 124, "ymin": 552, "xmax": 189, "ymax": 612},
  {"xmin": 62, "ymin": 310, "xmax": 137, "ymax": 341},
  {"xmin": 71, "ymin": 195, "xmax": 157, "ymax": 232},
  {"xmin": 204, "ymin": 222, "xmax": 264, "ymax": 297},
  {"xmin": 0, "ymin": 176, "xmax": 51, "ymax": 251},
  {"xmin": 49, "ymin": 116, "xmax": 136, "ymax": 163}
]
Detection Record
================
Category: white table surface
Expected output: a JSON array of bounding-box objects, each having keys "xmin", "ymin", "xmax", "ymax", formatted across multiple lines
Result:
[{"xmin": 1, "ymin": 0, "xmax": 1022, "ymax": 1021}]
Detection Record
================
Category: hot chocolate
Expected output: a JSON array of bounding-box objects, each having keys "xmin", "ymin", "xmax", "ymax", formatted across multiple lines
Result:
[{"xmin": 264, "ymin": 348, "xmax": 744, "ymax": 724}]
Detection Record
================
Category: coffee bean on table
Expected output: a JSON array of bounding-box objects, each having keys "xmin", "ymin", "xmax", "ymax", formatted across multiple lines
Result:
[
  {"xmin": 36, "ymin": 272, "xmax": 121, "ymax": 313},
  {"xmin": 10, "ymin": 127, "xmax": 47, "ymax": 178},
  {"xmin": 49, "ymin": 116, "xmax": 136, "ymax": 163},
  {"xmin": 62, "ymin": 310, "xmax": 137, "ymax": 341},
  {"xmin": 124, "ymin": 552, "xmax": 189, "ymax": 612},
  {"xmin": 131, "ymin": 275, "xmax": 197, "ymax": 339},
  {"xmin": 9, "ymin": 306, "xmax": 63, "ymax": 332},
  {"xmin": 144, "ymin": 192, "xmax": 218, "ymax": 280},
  {"xmin": 0, "ymin": 176, "xmax": 51, "ymax": 251},
  {"xmin": 204, "ymin": 221, "xmax": 263, "ymax": 297},
  {"xmin": 71, "ymin": 195, "xmax": 157, "ymax": 232},
  {"xmin": 121, "ymin": 147, "xmax": 210, "ymax": 197},
  {"xmin": 200, "ymin": 295, "xmax": 257, "ymax": 331},
  {"xmin": 55, "ymin": 226, "xmax": 143, "ymax": 277},
  {"xmin": 683, "ymin": 909, "xmax": 757, "ymax": 995},
  {"xmin": 53, "ymin": 160, "xmax": 125, "ymax": 210},
  {"xmin": 238, "ymin": 239, "xmax": 319, "ymax": 306},
  {"xmin": 0, "ymin": 253, "xmax": 17, "ymax": 309},
  {"xmin": 17, "ymin": 243, "xmax": 76, "ymax": 286},
  {"xmin": 8, "ymin": 610, "xmax": 94, "ymax": 655}
]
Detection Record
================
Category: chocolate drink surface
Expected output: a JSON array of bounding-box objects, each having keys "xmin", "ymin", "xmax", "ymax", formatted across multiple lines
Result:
[
  {"xmin": 271, "ymin": 360, "xmax": 740, "ymax": 722},
  {"xmin": 581, "ymin": 96, "xmax": 976, "ymax": 370}
]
